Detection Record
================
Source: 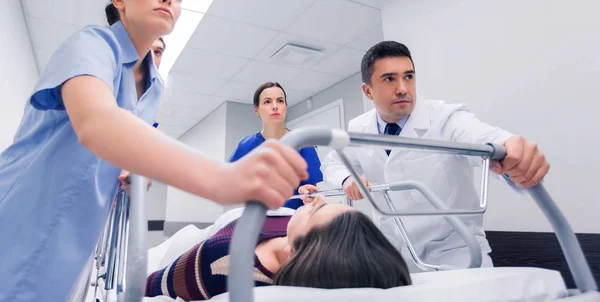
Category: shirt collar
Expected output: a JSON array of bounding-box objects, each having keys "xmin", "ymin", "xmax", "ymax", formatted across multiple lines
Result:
[
  {"xmin": 109, "ymin": 21, "xmax": 140, "ymax": 65},
  {"xmin": 110, "ymin": 21, "xmax": 163, "ymax": 85},
  {"xmin": 376, "ymin": 113, "xmax": 410, "ymax": 134}
]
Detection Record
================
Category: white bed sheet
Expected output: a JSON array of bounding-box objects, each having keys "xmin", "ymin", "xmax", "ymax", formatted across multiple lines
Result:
[{"xmin": 207, "ymin": 267, "xmax": 568, "ymax": 302}]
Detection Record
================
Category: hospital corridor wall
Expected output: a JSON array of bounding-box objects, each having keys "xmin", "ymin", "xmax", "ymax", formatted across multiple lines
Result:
[
  {"xmin": 0, "ymin": 1, "xmax": 39, "ymax": 152},
  {"xmin": 381, "ymin": 0, "xmax": 599, "ymax": 287}
]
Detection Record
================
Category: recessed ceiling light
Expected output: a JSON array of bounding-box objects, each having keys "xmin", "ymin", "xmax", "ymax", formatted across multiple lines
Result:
[{"xmin": 268, "ymin": 43, "xmax": 324, "ymax": 66}]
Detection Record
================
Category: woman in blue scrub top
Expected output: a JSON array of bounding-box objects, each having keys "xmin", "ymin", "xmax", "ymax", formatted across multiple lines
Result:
[
  {"xmin": 228, "ymin": 82, "xmax": 323, "ymax": 209},
  {"xmin": 0, "ymin": 2, "xmax": 309, "ymax": 302}
]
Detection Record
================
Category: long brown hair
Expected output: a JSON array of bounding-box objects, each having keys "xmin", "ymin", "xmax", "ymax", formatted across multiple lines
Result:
[{"xmin": 274, "ymin": 211, "xmax": 412, "ymax": 289}]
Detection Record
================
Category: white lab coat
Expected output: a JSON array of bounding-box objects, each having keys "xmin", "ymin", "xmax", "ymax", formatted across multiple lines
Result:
[{"xmin": 321, "ymin": 97, "xmax": 513, "ymax": 272}]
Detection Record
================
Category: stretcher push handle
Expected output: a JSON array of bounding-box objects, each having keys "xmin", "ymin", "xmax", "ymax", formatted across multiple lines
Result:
[
  {"xmin": 120, "ymin": 174, "xmax": 148, "ymax": 302},
  {"xmin": 490, "ymin": 143, "xmax": 597, "ymax": 292},
  {"xmin": 527, "ymin": 184, "xmax": 597, "ymax": 292},
  {"xmin": 228, "ymin": 127, "xmax": 346, "ymax": 302},
  {"xmin": 488, "ymin": 143, "xmax": 597, "ymax": 292}
]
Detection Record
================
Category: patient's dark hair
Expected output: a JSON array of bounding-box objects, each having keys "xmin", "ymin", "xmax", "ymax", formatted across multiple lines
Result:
[
  {"xmin": 105, "ymin": 3, "xmax": 120, "ymax": 25},
  {"xmin": 361, "ymin": 41, "xmax": 415, "ymax": 85},
  {"xmin": 274, "ymin": 211, "xmax": 412, "ymax": 289},
  {"xmin": 253, "ymin": 82, "xmax": 287, "ymax": 107}
]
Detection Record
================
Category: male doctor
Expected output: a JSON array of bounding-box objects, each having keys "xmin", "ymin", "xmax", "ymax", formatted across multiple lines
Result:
[{"xmin": 321, "ymin": 41, "xmax": 549, "ymax": 272}]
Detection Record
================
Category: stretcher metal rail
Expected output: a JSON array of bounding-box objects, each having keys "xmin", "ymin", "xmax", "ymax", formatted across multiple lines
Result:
[
  {"xmin": 80, "ymin": 126, "xmax": 598, "ymax": 302},
  {"xmin": 229, "ymin": 127, "xmax": 598, "ymax": 302}
]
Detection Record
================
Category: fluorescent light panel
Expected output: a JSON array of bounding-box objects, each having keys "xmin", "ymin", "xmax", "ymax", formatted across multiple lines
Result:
[{"xmin": 158, "ymin": 0, "xmax": 214, "ymax": 80}]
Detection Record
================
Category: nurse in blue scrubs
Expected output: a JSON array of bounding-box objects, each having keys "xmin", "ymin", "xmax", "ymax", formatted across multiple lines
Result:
[
  {"xmin": 228, "ymin": 82, "xmax": 323, "ymax": 209},
  {"xmin": 0, "ymin": 2, "xmax": 308, "ymax": 301}
]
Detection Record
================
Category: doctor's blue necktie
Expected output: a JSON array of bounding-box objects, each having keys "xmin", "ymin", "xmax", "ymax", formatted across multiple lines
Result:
[{"xmin": 384, "ymin": 123, "xmax": 401, "ymax": 155}]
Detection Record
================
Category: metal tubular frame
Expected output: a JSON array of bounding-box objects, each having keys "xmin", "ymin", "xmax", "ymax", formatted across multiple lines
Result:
[
  {"xmin": 86, "ymin": 175, "xmax": 148, "ymax": 302},
  {"xmin": 228, "ymin": 127, "xmax": 598, "ymax": 302},
  {"xmin": 74, "ymin": 126, "xmax": 598, "ymax": 302}
]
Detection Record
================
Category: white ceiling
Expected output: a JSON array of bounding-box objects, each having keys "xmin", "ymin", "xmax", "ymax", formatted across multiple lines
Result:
[{"xmin": 21, "ymin": 0, "xmax": 384, "ymax": 138}]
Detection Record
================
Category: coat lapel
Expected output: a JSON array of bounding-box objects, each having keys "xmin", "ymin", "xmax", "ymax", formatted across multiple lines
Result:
[{"xmin": 357, "ymin": 109, "xmax": 388, "ymax": 163}]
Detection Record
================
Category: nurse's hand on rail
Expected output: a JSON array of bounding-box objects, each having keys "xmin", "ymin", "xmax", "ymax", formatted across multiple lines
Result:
[
  {"xmin": 298, "ymin": 184, "xmax": 319, "ymax": 204},
  {"xmin": 118, "ymin": 170, "xmax": 153, "ymax": 194},
  {"xmin": 216, "ymin": 139, "xmax": 308, "ymax": 209},
  {"xmin": 491, "ymin": 135, "xmax": 550, "ymax": 189},
  {"xmin": 342, "ymin": 176, "xmax": 371, "ymax": 200}
]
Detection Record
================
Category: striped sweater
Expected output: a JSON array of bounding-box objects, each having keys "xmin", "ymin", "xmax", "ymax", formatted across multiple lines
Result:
[{"xmin": 146, "ymin": 216, "xmax": 291, "ymax": 301}]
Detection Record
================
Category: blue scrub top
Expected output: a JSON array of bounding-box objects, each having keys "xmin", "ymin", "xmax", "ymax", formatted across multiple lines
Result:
[
  {"xmin": 0, "ymin": 22, "xmax": 163, "ymax": 301},
  {"xmin": 228, "ymin": 132, "xmax": 323, "ymax": 209}
]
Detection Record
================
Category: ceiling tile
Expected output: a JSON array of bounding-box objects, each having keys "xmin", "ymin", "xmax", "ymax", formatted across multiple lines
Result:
[
  {"xmin": 285, "ymin": 0, "xmax": 381, "ymax": 45},
  {"xmin": 170, "ymin": 48, "xmax": 249, "ymax": 79},
  {"xmin": 35, "ymin": 48, "xmax": 55, "ymax": 72},
  {"xmin": 349, "ymin": 0, "xmax": 383, "ymax": 9},
  {"xmin": 207, "ymin": 0, "xmax": 317, "ymax": 30},
  {"xmin": 186, "ymin": 15, "xmax": 279, "ymax": 59},
  {"xmin": 214, "ymin": 81, "xmax": 258, "ymax": 103},
  {"xmin": 231, "ymin": 60, "xmax": 304, "ymax": 86},
  {"xmin": 164, "ymin": 92, "xmax": 226, "ymax": 113},
  {"xmin": 28, "ymin": 18, "xmax": 80, "ymax": 53},
  {"xmin": 161, "ymin": 115, "xmax": 199, "ymax": 128},
  {"xmin": 166, "ymin": 72, "xmax": 228, "ymax": 95},
  {"xmin": 345, "ymin": 23, "xmax": 383, "ymax": 51},
  {"xmin": 24, "ymin": 0, "xmax": 77, "ymax": 24},
  {"xmin": 285, "ymin": 89, "xmax": 315, "ymax": 107},
  {"xmin": 311, "ymin": 47, "xmax": 364, "ymax": 77},
  {"xmin": 75, "ymin": 0, "xmax": 108, "ymax": 26},
  {"xmin": 286, "ymin": 70, "xmax": 346, "ymax": 93},
  {"xmin": 253, "ymin": 32, "xmax": 342, "ymax": 69}
]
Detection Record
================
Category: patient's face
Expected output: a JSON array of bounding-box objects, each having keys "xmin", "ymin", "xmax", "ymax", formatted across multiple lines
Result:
[
  {"xmin": 286, "ymin": 196, "xmax": 355, "ymax": 248},
  {"xmin": 255, "ymin": 87, "xmax": 287, "ymax": 124}
]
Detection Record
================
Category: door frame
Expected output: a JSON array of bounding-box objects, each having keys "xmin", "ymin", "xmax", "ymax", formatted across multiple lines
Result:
[{"xmin": 287, "ymin": 98, "xmax": 345, "ymax": 130}]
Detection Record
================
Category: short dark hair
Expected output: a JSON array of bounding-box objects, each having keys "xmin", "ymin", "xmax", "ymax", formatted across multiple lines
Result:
[
  {"xmin": 274, "ymin": 211, "xmax": 412, "ymax": 289},
  {"xmin": 105, "ymin": 3, "xmax": 120, "ymax": 26},
  {"xmin": 158, "ymin": 37, "xmax": 166, "ymax": 50},
  {"xmin": 253, "ymin": 82, "xmax": 287, "ymax": 107},
  {"xmin": 361, "ymin": 41, "xmax": 415, "ymax": 85}
]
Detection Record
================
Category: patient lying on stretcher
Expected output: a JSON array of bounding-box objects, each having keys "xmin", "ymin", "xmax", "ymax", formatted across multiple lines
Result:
[{"xmin": 145, "ymin": 185, "xmax": 412, "ymax": 301}]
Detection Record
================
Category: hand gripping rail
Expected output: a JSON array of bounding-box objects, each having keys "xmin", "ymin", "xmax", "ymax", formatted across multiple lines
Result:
[
  {"xmin": 289, "ymin": 180, "xmax": 483, "ymax": 271},
  {"xmin": 227, "ymin": 126, "xmax": 598, "ymax": 302}
]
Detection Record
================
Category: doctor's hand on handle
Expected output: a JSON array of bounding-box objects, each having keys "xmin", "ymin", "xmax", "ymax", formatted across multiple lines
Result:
[
  {"xmin": 343, "ymin": 175, "xmax": 372, "ymax": 200},
  {"xmin": 490, "ymin": 135, "xmax": 550, "ymax": 189}
]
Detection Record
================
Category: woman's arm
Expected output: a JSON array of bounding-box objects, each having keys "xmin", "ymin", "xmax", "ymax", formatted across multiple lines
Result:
[{"xmin": 62, "ymin": 76, "xmax": 308, "ymax": 208}]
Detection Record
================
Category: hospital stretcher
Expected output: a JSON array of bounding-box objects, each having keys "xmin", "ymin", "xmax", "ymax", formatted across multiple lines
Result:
[{"xmin": 77, "ymin": 127, "xmax": 599, "ymax": 302}]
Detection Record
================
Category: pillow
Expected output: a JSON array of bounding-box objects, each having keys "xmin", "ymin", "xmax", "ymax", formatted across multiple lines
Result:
[{"xmin": 158, "ymin": 224, "xmax": 211, "ymax": 269}]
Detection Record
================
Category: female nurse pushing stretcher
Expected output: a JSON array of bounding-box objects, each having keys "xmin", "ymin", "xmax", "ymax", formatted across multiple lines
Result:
[{"xmin": 0, "ymin": 1, "xmax": 308, "ymax": 301}]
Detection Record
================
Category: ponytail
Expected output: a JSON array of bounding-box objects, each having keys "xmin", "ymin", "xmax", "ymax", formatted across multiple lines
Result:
[{"xmin": 105, "ymin": 3, "xmax": 120, "ymax": 25}]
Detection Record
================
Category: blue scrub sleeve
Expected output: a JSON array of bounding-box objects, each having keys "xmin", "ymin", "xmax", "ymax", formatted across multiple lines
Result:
[
  {"xmin": 302, "ymin": 146, "xmax": 324, "ymax": 184},
  {"xmin": 227, "ymin": 142, "xmax": 247, "ymax": 163},
  {"xmin": 30, "ymin": 26, "xmax": 119, "ymax": 110}
]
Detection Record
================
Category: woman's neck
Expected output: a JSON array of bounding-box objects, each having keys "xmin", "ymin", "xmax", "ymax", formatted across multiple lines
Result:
[
  {"xmin": 133, "ymin": 57, "xmax": 147, "ymax": 99},
  {"xmin": 261, "ymin": 124, "xmax": 288, "ymax": 140},
  {"xmin": 271, "ymin": 237, "xmax": 290, "ymax": 266},
  {"xmin": 121, "ymin": 19, "xmax": 156, "ymax": 62},
  {"xmin": 120, "ymin": 21, "xmax": 154, "ymax": 99}
]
